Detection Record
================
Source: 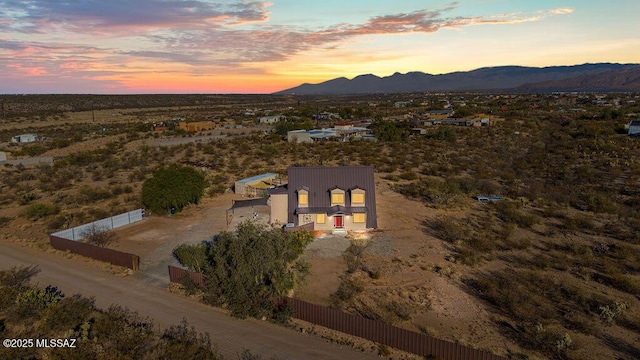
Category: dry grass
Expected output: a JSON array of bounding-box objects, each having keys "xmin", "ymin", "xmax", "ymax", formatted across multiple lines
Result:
[{"xmin": 1, "ymin": 93, "xmax": 639, "ymax": 359}]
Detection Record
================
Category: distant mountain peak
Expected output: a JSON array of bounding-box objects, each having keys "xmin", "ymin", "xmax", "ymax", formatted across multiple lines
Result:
[{"xmin": 274, "ymin": 63, "xmax": 640, "ymax": 95}]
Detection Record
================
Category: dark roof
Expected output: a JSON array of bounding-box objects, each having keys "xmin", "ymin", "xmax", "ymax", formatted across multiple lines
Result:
[
  {"xmin": 268, "ymin": 185, "xmax": 288, "ymax": 195},
  {"xmin": 287, "ymin": 166, "xmax": 377, "ymax": 228}
]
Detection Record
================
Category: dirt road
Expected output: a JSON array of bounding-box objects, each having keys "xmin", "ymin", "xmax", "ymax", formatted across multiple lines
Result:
[{"xmin": 0, "ymin": 241, "xmax": 378, "ymax": 360}]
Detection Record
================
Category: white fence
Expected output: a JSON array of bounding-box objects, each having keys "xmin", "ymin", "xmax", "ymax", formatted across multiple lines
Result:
[{"xmin": 52, "ymin": 209, "xmax": 145, "ymax": 241}]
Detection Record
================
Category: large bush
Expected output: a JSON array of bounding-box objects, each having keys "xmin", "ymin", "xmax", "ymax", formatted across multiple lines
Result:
[
  {"xmin": 142, "ymin": 165, "xmax": 206, "ymax": 215},
  {"xmin": 175, "ymin": 221, "xmax": 313, "ymax": 319}
]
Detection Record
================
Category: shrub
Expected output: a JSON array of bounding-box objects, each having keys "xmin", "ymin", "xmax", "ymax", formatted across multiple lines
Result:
[
  {"xmin": 81, "ymin": 224, "xmax": 117, "ymax": 248},
  {"xmin": 585, "ymin": 192, "xmax": 619, "ymax": 214},
  {"xmin": 21, "ymin": 202, "xmax": 58, "ymax": 220},
  {"xmin": 432, "ymin": 216, "xmax": 466, "ymax": 243},
  {"xmin": 330, "ymin": 277, "xmax": 364, "ymax": 306},
  {"xmin": 11, "ymin": 285, "xmax": 64, "ymax": 321},
  {"xmin": 173, "ymin": 243, "xmax": 209, "ymax": 273},
  {"xmin": 19, "ymin": 192, "xmax": 40, "ymax": 205},
  {"xmin": 40, "ymin": 295, "xmax": 95, "ymax": 333},
  {"xmin": 76, "ymin": 185, "xmax": 113, "ymax": 204},
  {"xmin": 494, "ymin": 201, "xmax": 537, "ymax": 228},
  {"xmin": 343, "ymin": 242, "xmax": 367, "ymax": 274},
  {"xmin": 20, "ymin": 144, "xmax": 47, "ymax": 157},
  {"xmin": 599, "ymin": 302, "xmax": 628, "ymax": 324}
]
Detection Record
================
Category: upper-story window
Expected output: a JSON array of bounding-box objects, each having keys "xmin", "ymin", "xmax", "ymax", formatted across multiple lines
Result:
[
  {"xmin": 330, "ymin": 188, "xmax": 345, "ymax": 206},
  {"xmin": 351, "ymin": 188, "xmax": 365, "ymax": 206},
  {"xmin": 298, "ymin": 189, "xmax": 308, "ymax": 207}
]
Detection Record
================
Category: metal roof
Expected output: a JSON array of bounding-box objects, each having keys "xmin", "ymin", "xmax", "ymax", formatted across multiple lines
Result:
[
  {"xmin": 287, "ymin": 166, "xmax": 377, "ymax": 228},
  {"xmin": 268, "ymin": 185, "xmax": 288, "ymax": 195},
  {"xmin": 236, "ymin": 172, "xmax": 278, "ymax": 184}
]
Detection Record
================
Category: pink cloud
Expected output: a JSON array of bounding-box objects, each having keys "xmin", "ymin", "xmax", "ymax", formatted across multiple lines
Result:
[
  {"xmin": 8, "ymin": 63, "xmax": 48, "ymax": 76},
  {"xmin": 0, "ymin": 2, "xmax": 576, "ymax": 93}
]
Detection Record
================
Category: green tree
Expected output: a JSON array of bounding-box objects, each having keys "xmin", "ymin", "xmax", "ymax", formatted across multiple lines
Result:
[
  {"xmin": 176, "ymin": 222, "xmax": 312, "ymax": 319},
  {"xmin": 274, "ymin": 119, "xmax": 313, "ymax": 136},
  {"xmin": 371, "ymin": 120, "xmax": 405, "ymax": 141},
  {"xmin": 142, "ymin": 164, "xmax": 206, "ymax": 215}
]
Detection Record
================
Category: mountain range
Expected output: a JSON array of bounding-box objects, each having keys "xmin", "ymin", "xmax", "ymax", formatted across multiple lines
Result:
[{"xmin": 274, "ymin": 63, "xmax": 640, "ymax": 95}]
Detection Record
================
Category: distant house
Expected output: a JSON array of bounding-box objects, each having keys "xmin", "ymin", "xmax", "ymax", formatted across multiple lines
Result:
[
  {"xmin": 424, "ymin": 109, "xmax": 453, "ymax": 119},
  {"xmin": 234, "ymin": 173, "xmax": 279, "ymax": 197},
  {"xmin": 0, "ymin": 151, "xmax": 6, "ymax": 162},
  {"xmin": 11, "ymin": 134, "xmax": 38, "ymax": 143},
  {"xmin": 270, "ymin": 166, "xmax": 377, "ymax": 234},
  {"xmin": 287, "ymin": 130, "xmax": 313, "ymax": 143},
  {"xmin": 287, "ymin": 126, "xmax": 372, "ymax": 143},
  {"xmin": 423, "ymin": 119, "xmax": 476, "ymax": 127},
  {"xmin": 629, "ymin": 120, "xmax": 640, "ymax": 136},
  {"xmin": 152, "ymin": 122, "xmax": 168, "ymax": 132},
  {"xmin": 394, "ymin": 101, "xmax": 412, "ymax": 108},
  {"xmin": 178, "ymin": 121, "xmax": 216, "ymax": 132},
  {"xmin": 259, "ymin": 115, "xmax": 284, "ymax": 124}
]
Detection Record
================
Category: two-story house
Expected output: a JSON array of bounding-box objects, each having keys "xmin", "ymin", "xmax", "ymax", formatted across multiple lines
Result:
[{"xmin": 269, "ymin": 166, "xmax": 377, "ymax": 234}]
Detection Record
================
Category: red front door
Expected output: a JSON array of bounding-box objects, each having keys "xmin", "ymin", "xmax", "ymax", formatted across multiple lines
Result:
[{"xmin": 334, "ymin": 216, "xmax": 343, "ymax": 228}]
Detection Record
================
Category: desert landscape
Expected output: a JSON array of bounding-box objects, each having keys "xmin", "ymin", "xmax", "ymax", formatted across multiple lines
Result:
[{"xmin": 1, "ymin": 92, "xmax": 639, "ymax": 359}]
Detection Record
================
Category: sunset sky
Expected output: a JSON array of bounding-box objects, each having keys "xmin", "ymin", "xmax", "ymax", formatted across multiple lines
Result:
[{"xmin": 1, "ymin": 0, "xmax": 638, "ymax": 94}]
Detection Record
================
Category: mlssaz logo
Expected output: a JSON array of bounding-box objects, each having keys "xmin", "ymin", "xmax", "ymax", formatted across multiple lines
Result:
[{"xmin": 36, "ymin": 339, "xmax": 77, "ymax": 348}]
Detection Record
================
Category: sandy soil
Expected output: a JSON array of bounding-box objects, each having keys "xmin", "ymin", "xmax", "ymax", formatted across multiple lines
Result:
[
  {"xmin": 287, "ymin": 175, "xmax": 515, "ymax": 356},
  {"xmin": 111, "ymin": 194, "xmax": 238, "ymax": 286}
]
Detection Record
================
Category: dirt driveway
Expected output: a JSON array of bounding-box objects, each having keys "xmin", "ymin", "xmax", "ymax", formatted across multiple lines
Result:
[
  {"xmin": 111, "ymin": 194, "xmax": 272, "ymax": 286},
  {"xmin": 0, "ymin": 240, "xmax": 380, "ymax": 360},
  {"xmin": 111, "ymin": 195, "xmax": 236, "ymax": 286}
]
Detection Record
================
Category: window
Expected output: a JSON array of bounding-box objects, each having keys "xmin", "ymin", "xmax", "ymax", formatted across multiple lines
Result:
[
  {"xmin": 351, "ymin": 193, "xmax": 365, "ymax": 204},
  {"xmin": 331, "ymin": 193, "xmax": 344, "ymax": 205},
  {"xmin": 353, "ymin": 213, "xmax": 365, "ymax": 223},
  {"xmin": 298, "ymin": 193, "xmax": 308, "ymax": 206},
  {"xmin": 316, "ymin": 213, "xmax": 326, "ymax": 224}
]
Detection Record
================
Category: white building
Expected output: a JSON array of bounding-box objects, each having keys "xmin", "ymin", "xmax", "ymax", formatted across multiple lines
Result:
[
  {"xmin": 11, "ymin": 134, "xmax": 38, "ymax": 143},
  {"xmin": 259, "ymin": 115, "xmax": 284, "ymax": 124}
]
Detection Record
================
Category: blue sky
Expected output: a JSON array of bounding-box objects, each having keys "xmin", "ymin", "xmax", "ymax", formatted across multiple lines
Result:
[{"xmin": 0, "ymin": 0, "xmax": 638, "ymax": 93}]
